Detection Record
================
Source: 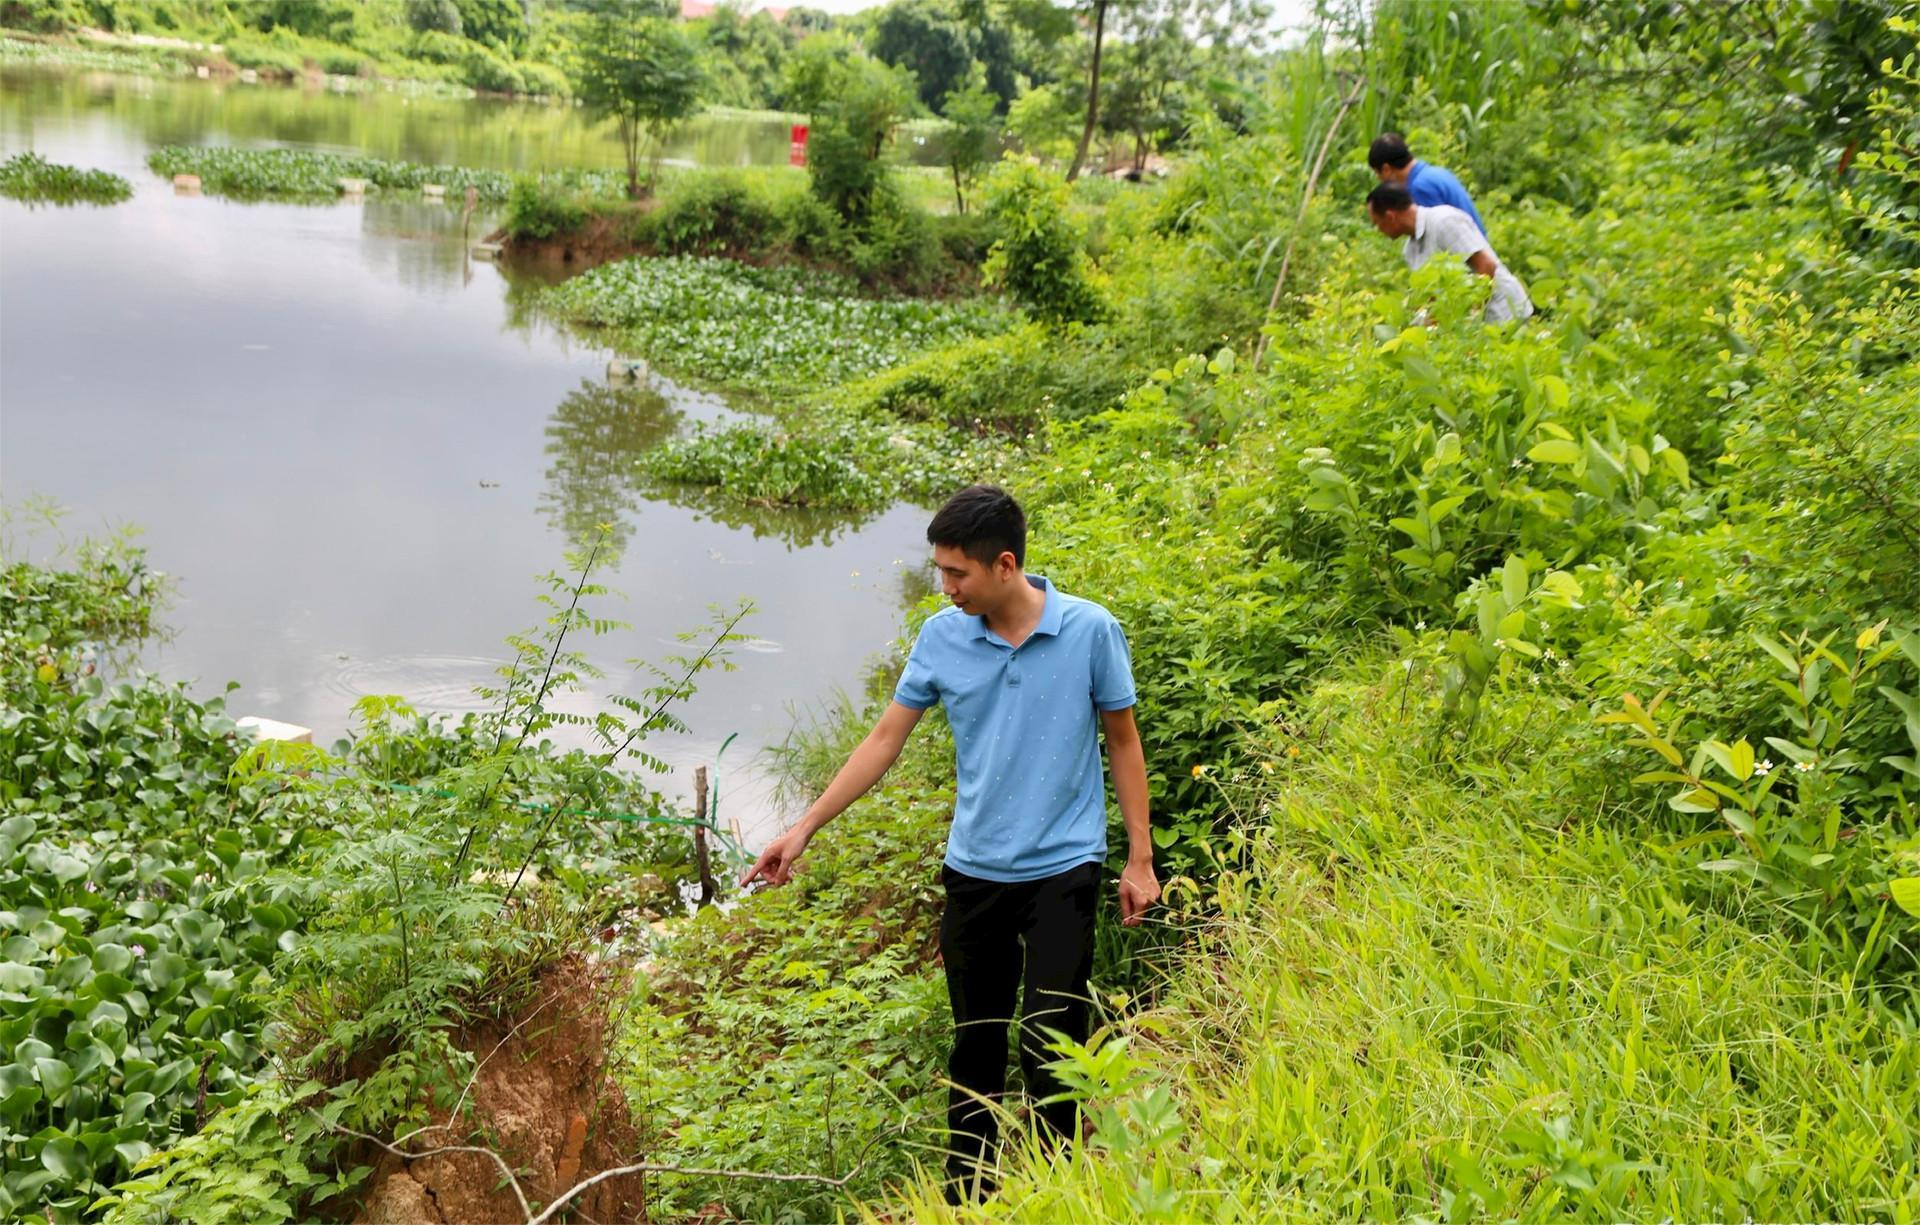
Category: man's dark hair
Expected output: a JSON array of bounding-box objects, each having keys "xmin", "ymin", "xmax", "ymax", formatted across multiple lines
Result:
[
  {"xmin": 1367, "ymin": 133, "xmax": 1413, "ymax": 171},
  {"xmin": 1367, "ymin": 183, "xmax": 1413, "ymax": 213},
  {"xmin": 928, "ymin": 484, "xmax": 1026, "ymax": 568}
]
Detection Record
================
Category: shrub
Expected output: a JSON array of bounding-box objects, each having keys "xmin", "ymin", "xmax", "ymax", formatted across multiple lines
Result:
[
  {"xmin": 981, "ymin": 157, "xmax": 1104, "ymax": 325},
  {"xmin": 835, "ymin": 323, "xmax": 1132, "ymax": 433},
  {"xmin": 934, "ymin": 210, "xmax": 995, "ymax": 268},
  {"xmin": 460, "ymin": 43, "xmax": 522, "ymax": 94},
  {"xmin": 514, "ymin": 58, "xmax": 569, "ymax": 99},
  {"xmin": 503, "ymin": 176, "xmax": 588, "ymax": 240},
  {"xmin": 638, "ymin": 172, "xmax": 779, "ymax": 255}
]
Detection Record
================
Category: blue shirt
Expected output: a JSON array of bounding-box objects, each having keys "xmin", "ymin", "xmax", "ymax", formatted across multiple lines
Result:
[
  {"xmin": 893, "ymin": 575, "xmax": 1136, "ymax": 883},
  {"xmin": 1406, "ymin": 160, "xmax": 1486, "ymax": 236}
]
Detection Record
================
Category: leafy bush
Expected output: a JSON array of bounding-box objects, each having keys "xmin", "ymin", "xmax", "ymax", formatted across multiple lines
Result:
[
  {"xmin": 617, "ymin": 773, "xmax": 953, "ymax": 1223},
  {"xmin": 502, "ymin": 175, "xmax": 588, "ymax": 240},
  {"xmin": 0, "ymin": 152, "xmax": 132, "ymax": 206},
  {"xmin": 832, "ymin": 323, "xmax": 1132, "ymax": 433},
  {"xmin": 635, "ymin": 172, "xmax": 780, "ymax": 255},
  {"xmin": 639, "ymin": 411, "xmax": 1017, "ymax": 512},
  {"xmin": 981, "ymin": 158, "xmax": 1104, "ymax": 325},
  {"xmin": 459, "ymin": 42, "xmax": 521, "ymax": 94}
]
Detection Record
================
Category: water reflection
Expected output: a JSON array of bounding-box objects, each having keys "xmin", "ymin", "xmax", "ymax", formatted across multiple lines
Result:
[
  {"xmin": 540, "ymin": 380, "xmax": 682, "ymax": 556},
  {"xmin": 637, "ymin": 483, "xmax": 887, "ymax": 550},
  {"xmin": 0, "ymin": 64, "xmax": 937, "ymax": 839},
  {"xmin": 0, "ymin": 64, "xmax": 945, "ymax": 173}
]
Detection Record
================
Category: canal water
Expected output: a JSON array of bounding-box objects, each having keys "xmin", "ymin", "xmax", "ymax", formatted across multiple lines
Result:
[{"xmin": 0, "ymin": 65, "xmax": 934, "ymax": 844}]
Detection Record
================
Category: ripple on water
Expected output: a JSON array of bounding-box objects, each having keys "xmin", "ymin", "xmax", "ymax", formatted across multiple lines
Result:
[{"xmin": 322, "ymin": 652, "xmax": 511, "ymax": 712}]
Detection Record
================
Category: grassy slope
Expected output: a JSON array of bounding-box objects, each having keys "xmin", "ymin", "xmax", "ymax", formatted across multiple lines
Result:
[{"xmin": 876, "ymin": 677, "xmax": 1920, "ymax": 1222}]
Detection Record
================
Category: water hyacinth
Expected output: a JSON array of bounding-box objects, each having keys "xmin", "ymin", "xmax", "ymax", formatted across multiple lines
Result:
[
  {"xmin": 145, "ymin": 146, "xmax": 625, "ymax": 203},
  {"xmin": 0, "ymin": 152, "xmax": 134, "ymax": 206},
  {"xmin": 539, "ymin": 256, "xmax": 1015, "ymax": 395}
]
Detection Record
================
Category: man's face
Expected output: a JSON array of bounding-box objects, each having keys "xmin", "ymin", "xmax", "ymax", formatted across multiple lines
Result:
[
  {"xmin": 1369, "ymin": 205, "xmax": 1414, "ymax": 239},
  {"xmin": 932, "ymin": 544, "xmax": 1015, "ymax": 616},
  {"xmin": 1374, "ymin": 161, "xmax": 1410, "ymax": 187}
]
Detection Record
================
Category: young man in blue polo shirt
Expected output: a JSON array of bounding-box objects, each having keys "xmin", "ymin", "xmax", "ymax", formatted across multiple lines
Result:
[
  {"xmin": 742, "ymin": 484, "xmax": 1158, "ymax": 1200},
  {"xmin": 1368, "ymin": 131, "xmax": 1487, "ymax": 237}
]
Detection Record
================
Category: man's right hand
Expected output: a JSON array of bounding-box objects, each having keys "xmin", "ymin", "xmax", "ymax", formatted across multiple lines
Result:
[{"xmin": 740, "ymin": 826, "xmax": 811, "ymax": 888}]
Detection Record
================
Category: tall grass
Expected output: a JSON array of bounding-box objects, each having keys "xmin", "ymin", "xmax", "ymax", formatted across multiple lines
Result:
[{"xmin": 878, "ymin": 668, "xmax": 1920, "ymax": 1223}]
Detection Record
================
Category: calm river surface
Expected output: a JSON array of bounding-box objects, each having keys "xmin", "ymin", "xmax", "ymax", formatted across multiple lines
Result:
[{"xmin": 0, "ymin": 66, "xmax": 932, "ymax": 842}]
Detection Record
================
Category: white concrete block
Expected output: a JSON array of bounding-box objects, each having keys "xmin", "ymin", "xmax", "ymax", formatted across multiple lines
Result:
[{"xmin": 236, "ymin": 716, "xmax": 313, "ymax": 744}]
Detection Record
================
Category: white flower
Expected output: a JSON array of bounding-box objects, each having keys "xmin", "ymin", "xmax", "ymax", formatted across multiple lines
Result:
[
  {"xmin": 130, "ymin": 944, "xmax": 146, "ymax": 957},
  {"xmin": 1414, "ymin": 620, "xmax": 1427, "ymax": 631},
  {"xmin": 1754, "ymin": 759, "xmax": 1774, "ymax": 776},
  {"xmin": 1494, "ymin": 638, "xmax": 1506, "ymax": 649},
  {"xmin": 1542, "ymin": 647, "xmax": 1556, "ymax": 661},
  {"xmin": 1794, "ymin": 760, "xmax": 1815, "ymax": 772}
]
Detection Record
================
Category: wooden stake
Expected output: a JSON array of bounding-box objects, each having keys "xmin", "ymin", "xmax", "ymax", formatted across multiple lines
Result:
[{"xmin": 693, "ymin": 766, "xmax": 716, "ymax": 907}]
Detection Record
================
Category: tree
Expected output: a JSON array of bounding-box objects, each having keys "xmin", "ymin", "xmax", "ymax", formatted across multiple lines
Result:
[
  {"xmin": 942, "ymin": 66, "xmax": 1002, "ymax": 212},
  {"xmin": 405, "ymin": 0, "xmax": 464, "ymax": 36},
  {"xmin": 786, "ymin": 34, "xmax": 916, "ymax": 221},
  {"xmin": 573, "ymin": 13, "xmax": 707, "ymax": 200},
  {"xmin": 1065, "ymin": 0, "xmax": 1112, "ymax": 181},
  {"xmin": 871, "ymin": 0, "xmax": 977, "ymax": 112}
]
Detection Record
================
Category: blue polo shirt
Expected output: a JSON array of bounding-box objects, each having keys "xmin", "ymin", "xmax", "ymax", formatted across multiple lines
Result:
[
  {"xmin": 1406, "ymin": 160, "xmax": 1486, "ymax": 236},
  {"xmin": 893, "ymin": 576, "xmax": 1136, "ymax": 883}
]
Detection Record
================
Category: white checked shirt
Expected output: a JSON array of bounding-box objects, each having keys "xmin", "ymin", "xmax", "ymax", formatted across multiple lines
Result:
[{"xmin": 1404, "ymin": 203, "xmax": 1534, "ymax": 324}]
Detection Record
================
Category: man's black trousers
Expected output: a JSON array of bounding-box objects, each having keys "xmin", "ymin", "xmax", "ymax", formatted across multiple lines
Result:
[{"xmin": 939, "ymin": 860, "xmax": 1100, "ymax": 1188}]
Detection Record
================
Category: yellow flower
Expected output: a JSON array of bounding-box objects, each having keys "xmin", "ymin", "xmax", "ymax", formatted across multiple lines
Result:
[
  {"xmin": 1259, "ymin": 761, "xmax": 1275, "ymax": 774},
  {"xmin": 1191, "ymin": 764, "xmax": 1209, "ymax": 778},
  {"xmin": 1287, "ymin": 746, "xmax": 1301, "ymax": 758}
]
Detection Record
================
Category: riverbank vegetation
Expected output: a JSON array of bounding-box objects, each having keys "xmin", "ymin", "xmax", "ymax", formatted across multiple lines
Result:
[
  {"xmin": 8, "ymin": 0, "xmax": 1920, "ymax": 1222},
  {"xmin": 0, "ymin": 151, "xmax": 131, "ymax": 204},
  {"xmin": 144, "ymin": 145, "xmax": 620, "ymax": 202}
]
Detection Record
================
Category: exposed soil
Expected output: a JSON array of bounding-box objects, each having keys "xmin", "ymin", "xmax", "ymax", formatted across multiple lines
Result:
[
  {"xmin": 350, "ymin": 957, "xmax": 648, "ymax": 1225},
  {"xmin": 490, "ymin": 210, "xmax": 652, "ymax": 278}
]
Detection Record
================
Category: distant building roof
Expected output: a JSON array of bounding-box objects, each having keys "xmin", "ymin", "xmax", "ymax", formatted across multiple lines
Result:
[{"xmin": 680, "ymin": 0, "xmax": 790, "ymax": 19}]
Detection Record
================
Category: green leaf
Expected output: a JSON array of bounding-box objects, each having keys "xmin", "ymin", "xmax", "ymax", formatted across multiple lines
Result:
[
  {"xmin": 1501, "ymin": 555, "xmax": 1528, "ymax": 609},
  {"xmin": 1891, "ymin": 878, "xmax": 1920, "ymax": 918},
  {"xmin": 39, "ymin": 1135, "xmax": 88, "ymax": 1180},
  {"xmin": 1750, "ymin": 631, "xmax": 1802, "ymax": 675},
  {"xmin": 1527, "ymin": 439, "xmax": 1582, "ymax": 465},
  {"xmin": 35, "ymin": 1056, "xmax": 75, "ymax": 1100}
]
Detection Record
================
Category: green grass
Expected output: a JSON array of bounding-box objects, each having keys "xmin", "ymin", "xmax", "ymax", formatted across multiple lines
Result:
[
  {"xmin": 876, "ymin": 672, "xmax": 1920, "ymax": 1223},
  {"xmin": 0, "ymin": 152, "xmax": 132, "ymax": 205},
  {"xmin": 0, "ymin": 33, "xmax": 191, "ymax": 76}
]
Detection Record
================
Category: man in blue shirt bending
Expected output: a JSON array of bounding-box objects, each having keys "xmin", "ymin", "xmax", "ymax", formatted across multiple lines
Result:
[
  {"xmin": 1369, "ymin": 132, "xmax": 1487, "ymax": 236},
  {"xmin": 742, "ymin": 484, "xmax": 1159, "ymax": 1202}
]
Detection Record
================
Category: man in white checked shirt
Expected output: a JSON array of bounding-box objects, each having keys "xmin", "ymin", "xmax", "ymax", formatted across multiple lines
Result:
[{"xmin": 1367, "ymin": 182, "xmax": 1535, "ymax": 324}]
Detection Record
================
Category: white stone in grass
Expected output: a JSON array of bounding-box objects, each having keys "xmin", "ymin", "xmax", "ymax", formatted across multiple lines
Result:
[
  {"xmin": 337, "ymin": 177, "xmax": 368, "ymax": 195},
  {"xmin": 421, "ymin": 183, "xmax": 446, "ymax": 199}
]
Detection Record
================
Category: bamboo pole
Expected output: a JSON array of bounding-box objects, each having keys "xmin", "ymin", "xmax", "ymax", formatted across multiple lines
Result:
[{"xmin": 1252, "ymin": 73, "xmax": 1367, "ymax": 372}]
